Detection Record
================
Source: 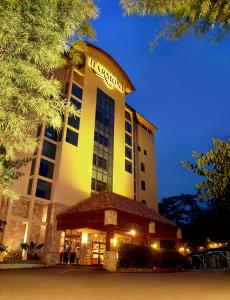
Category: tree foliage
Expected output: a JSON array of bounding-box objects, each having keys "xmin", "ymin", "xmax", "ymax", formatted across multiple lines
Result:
[
  {"xmin": 0, "ymin": 0, "xmax": 98, "ymax": 197},
  {"xmin": 182, "ymin": 139, "xmax": 230, "ymax": 209},
  {"xmin": 159, "ymin": 194, "xmax": 201, "ymax": 227},
  {"xmin": 120, "ymin": 0, "xmax": 230, "ymax": 47}
]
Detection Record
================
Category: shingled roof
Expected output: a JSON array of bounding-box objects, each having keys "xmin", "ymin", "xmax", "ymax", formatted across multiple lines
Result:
[{"xmin": 57, "ymin": 191, "xmax": 175, "ymax": 226}]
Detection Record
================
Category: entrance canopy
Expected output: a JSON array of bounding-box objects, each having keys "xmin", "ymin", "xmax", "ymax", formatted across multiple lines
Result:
[{"xmin": 57, "ymin": 191, "xmax": 178, "ymax": 241}]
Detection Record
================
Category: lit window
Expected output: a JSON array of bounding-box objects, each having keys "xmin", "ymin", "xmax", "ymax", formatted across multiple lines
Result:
[
  {"xmin": 141, "ymin": 180, "xmax": 146, "ymax": 191},
  {"xmin": 36, "ymin": 179, "xmax": 52, "ymax": 200},
  {"xmin": 66, "ymin": 129, "xmax": 78, "ymax": 146},
  {"xmin": 39, "ymin": 159, "xmax": 54, "ymax": 179},
  {"xmin": 42, "ymin": 140, "xmax": 56, "ymax": 160},
  {"xmin": 71, "ymin": 83, "xmax": 83, "ymax": 100},
  {"xmin": 125, "ymin": 121, "xmax": 132, "ymax": 134},
  {"xmin": 125, "ymin": 160, "xmax": 132, "ymax": 173},
  {"xmin": 125, "ymin": 146, "xmax": 132, "ymax": 159},
  {"xmin": 125, "ymin": 133, "xmax": 132, "ymax": 146}
]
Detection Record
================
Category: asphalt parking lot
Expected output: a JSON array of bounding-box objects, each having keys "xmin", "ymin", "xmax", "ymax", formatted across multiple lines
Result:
[{"xmin": 0, "ymin": 266, "xmax": 230, "ymax": 300}]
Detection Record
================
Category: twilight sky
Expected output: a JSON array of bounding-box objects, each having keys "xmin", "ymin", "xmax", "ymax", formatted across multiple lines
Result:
[{"xmin": 91, "ymin": 1, "xmax": 230, "ymax": 201}]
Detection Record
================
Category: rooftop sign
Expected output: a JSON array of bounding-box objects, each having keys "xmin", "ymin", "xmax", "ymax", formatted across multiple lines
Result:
[{"xmin": 88, "ymin": 57, "xmax": 124, "ymax": 93}]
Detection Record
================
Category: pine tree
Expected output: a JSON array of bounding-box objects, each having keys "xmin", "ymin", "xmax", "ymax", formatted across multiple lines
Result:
[
  {"xmin": 0, "ymin": 0, "xmax": 98, "ymax": 197},
  {"xmin": 120, "ymin": 0, "xmax": 230, "ymax": 47}
]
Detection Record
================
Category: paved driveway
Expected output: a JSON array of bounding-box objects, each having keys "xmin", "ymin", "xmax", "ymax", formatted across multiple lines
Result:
[{"xmin": 0, "ymin": 266, "xmax": 230, "ymax": 300}]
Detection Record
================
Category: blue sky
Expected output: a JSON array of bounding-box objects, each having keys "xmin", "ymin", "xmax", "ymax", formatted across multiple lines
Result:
[{"xmin": 91, "ymin": 1, "xmax": 230, "ymax": 200}]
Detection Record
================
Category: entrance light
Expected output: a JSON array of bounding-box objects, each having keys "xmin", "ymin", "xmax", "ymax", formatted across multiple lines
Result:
[{"xmin": 130, "ymin": 229, "xmax": 136, "ymax": 236}]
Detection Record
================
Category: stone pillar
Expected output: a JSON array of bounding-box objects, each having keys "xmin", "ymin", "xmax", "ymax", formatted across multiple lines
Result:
[{"xmin": 103, "ymin": 251, "xmax": 117, "ymax": 272}]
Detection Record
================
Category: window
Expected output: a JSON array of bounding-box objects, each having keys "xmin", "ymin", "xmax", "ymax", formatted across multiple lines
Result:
[
  {"xmin": 30, "ymin": 159, "xmax": 36, "ymax": 176},
  {"xmin": 138, "ymin": 146, "xmax": 141, "ymax": 152},
  {"xmin": 93, "ymin": 154, "xmax": 107, "ymax": 170},
  {"xmin": 141, "ymin": 162, "xmax": 145, "ymax": 172},
  {"xmin": 125, "ymin": 133, "xmax": 132, "ymax": 146},
  {"xmin": 142, "ymin": 200, "xmax": 146, "ymax": 205},
  {"xmin": 39, "ymin": 159, "xmax": 54, "ymax": 179},
  {"xmin": 71, "ymin": 83, "xmax": 83, "ymax": 100},
  {"xmin": 125, "ymin": 111, "xmax": 131, "ymax": 121},
  {"xmin": 125, "ymin": 146, "xmax": 132, "ymax": 159},
  {"xmin": 144, "ymin": 149, "xmax": 147, "ymax": 156},
  {"xmin": 68, "ymin": 115, "xmax": 80, "ymax": 130},
  {"xmin": 94, "ymin": 132, "xmax": 108, "ymax": 147},
  {"xmin": 27, "ymin": 178, "xmax": 33, "ymax": 195},
  {"xmin": 64, "ymin": 82, "xmax": 69, "ymax": 94},
  {"xmin": 125, "ymin": 160, "xmax": 132, "ymax": 173},
  {"xmin": 66, "ymin": 129, "xmax": 78, "ymax": 146},
  {"xmin": 42, "ymin": 140, "xmax": 56, "ymax": 160},
  {"xmin": 45, "ymin": 126, "xmax": 59, "ymax": 142},
  {"xmin": 70, "ymin": 97, "xmax": 81, "ymax": 111},
  {"xmin": 125, "ymin": 121, "xmax": 132, "ymax": 134},
  {"xmin": 36, "ymin": 179, "xmax": 52, "ymax": 200},
  {"xmin": 91, "ymin": 178, "xmax": 107, "ymax": 192},
  {"xmin": 141, "ymin": 180, "xmax": 146, "ymax": 191}
]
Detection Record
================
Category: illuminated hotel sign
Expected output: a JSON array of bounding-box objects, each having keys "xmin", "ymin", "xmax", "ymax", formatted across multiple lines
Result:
[{"xmin": 88, "ymin": 57, "xmax": 124, "ymax": 93}]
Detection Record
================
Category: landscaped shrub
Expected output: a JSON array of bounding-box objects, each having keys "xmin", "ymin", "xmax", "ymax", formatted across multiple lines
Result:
[
  {"xmin": 159, "ymin": 250, "xmax": 188, "ymax": 268},
  {"xmin": 118, "ymin": 244, "xmax": 188, "ymax": 269},
  {"xmin": 118, "ymin": 244, "xmax": 160, "ymax": 268}
]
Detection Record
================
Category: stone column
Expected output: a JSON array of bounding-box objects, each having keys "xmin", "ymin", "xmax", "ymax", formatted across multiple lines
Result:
[{"xmin": 103, "ymin": 251, "xmax": 117, "ymax": 272}]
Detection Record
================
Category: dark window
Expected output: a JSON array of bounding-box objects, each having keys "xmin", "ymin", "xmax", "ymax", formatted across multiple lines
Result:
[
  {"xmin": 71, "ymin": 97, "xmax": 81, "ymax": 111},
  {"xmin": 141, "ymin": 162, "xmax": 145, "ymax": 172},
  {"xmin": 125, "ymin": 160, "xmax": 132, "ymax": 174},
  {"xmin": 138, "ymin": 146, "xmax": 141, "ymax": 152},
  {"xmin": 36, "ymin": 179, "xmax": 52, "ymax": 200},
  {"xmin": 144, "ymin": 149, "xmax": 147, "ymax": 156},
  {"xmin": 125, "ymin": 133, "xmax": 132, "ymax": 146},
  {"xmin": 91, "ymin": 178, "xmax": 107, "ymax": 192},
  {"xmin": 125, "ymin": 111, "xmax": 131, "ymax": 121},
  {"xmin": 30, "ymin": 159, "xmax": 36, "ymax": 176},
  {"xmin": 142, "ymin": 200, "xmax": 146, "ymax": 205},
  {"xmin": 42, "ymin": 140, "xmax": 56, "ymax": 160},
  {"xmin": 39, "ymin": 159, "xmax": 54, "ymax": 179},
  {"xmin": 71, "ymin": 84, "xmax": 83, "ymax": 100},
  {"xmin": 64, "ymin": 82, "xmax": 69, "ymax": 94},
  {"xmin": 27, "ymin": 178, "xmax": 33, "ymax": 195},
  {"xmin": 125, "ymin": 146, "xmax": 132, "ymax": 160},
  {"xmin": 94, "ymin": 132, "xmax": 108, "ymax": 147},
  {"xmin": 68, "ymin": 115, "xmax": 80, "ymax": 130},
  {"xmin": 125, "ymin": 121, "xmax": 132, "ymax": 134},
  {"xmin": 66, "ymin": 129, "xmax": 78, "ymax": 146},
  {"xmin": 45, "ymin": 126, "xmax": 59, "ymax": 142},
  {"xmin": 141, "ymin": 180, "xmax": 146, "ymax": 191},
  {"xmin": 36, "ymin": 126, "xmax": 42, "ymax": 137},
  {"xmin": 93, "ymin": 154, "xmax": 107, "ymax": 170}
]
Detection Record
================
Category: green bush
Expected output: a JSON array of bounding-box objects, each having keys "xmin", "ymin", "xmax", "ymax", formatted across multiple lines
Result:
[
  {"xmin": 160, "ymin": 250, "xmax": 188, "ymax": 268},
  {"xmin": 118, "ymin": 244, "xmax": 188, "ymax": 269},
  {"xmin": 118, "ymin": 244, "xmax": 160, "ymax": 268}
]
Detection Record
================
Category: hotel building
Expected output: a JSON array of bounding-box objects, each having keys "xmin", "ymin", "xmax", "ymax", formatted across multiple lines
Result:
[{"xmin": 0, "ymin": 44, "xmax": 180, "ymax": 269}]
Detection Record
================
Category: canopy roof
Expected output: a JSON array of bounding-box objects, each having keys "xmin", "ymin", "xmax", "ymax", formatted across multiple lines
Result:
[{"xmin": 57, "ymin": 191, "xmax": 175, "ymax": 226}]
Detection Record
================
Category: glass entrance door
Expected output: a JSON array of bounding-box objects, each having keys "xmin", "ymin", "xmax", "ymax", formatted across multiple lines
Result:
[{"xmin": 91, "ymin": 242, "xmax": 106, "ymax": 265}]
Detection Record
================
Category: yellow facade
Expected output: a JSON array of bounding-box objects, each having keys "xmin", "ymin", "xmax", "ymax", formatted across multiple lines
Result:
[{"xmin": 0, "ymin": 44, "xmax": 159, "ymax": 261}]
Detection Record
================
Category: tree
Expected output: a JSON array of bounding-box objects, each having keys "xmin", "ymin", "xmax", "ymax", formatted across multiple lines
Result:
[
  {"xmin": 159, "ymin": 194, "xmax": 201, "ymax": 227},
  {"xmin": 0, "ymin": 0, "xmax": 98, "ymax": 197},
  {"xmin": 182, "ymin": 139, "xmax": 230, "ymax": 209},
  {"xmin": 120, "ymin": 0, "xmax": 230, "ymax": 47}
]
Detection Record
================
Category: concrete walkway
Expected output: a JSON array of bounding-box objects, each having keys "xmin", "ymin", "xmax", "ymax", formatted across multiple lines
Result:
[{"xmin": 0, "ymin": 266, "xmax": 229, "ymax": 300}]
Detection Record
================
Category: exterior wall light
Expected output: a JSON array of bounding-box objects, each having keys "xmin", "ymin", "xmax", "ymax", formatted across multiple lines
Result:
[
  {"xmin": 130, "ymin": 229, "xmax": 136, "ymax": 236},
  {"xmin": 151, "ymin": 243, "xmax": 158, "ymax": 249}
]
